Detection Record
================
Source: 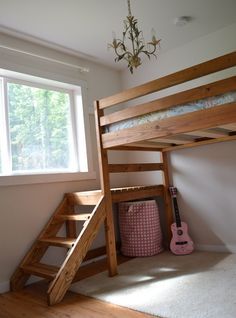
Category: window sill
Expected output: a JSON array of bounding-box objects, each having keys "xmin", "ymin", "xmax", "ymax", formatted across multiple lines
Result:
[{"xmin": 0, "ymin": 171, "xmax": 97, "ymax": 187}]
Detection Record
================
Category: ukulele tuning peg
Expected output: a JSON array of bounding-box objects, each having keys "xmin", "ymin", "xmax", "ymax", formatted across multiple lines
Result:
[{"xmin": 169, "ymin": 186, "xmax": 178, "ymax": 196}]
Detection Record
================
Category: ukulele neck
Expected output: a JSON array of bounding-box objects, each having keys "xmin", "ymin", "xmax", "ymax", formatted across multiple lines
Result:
[{"xmin": 172, "ymin": 197, "xmax": 182, "ymax": 228}]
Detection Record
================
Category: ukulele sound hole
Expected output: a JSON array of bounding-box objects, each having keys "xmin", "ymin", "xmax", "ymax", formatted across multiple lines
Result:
[{"xmin": 177, "ymin": 229, "xmax": 183, "ymax": 235}]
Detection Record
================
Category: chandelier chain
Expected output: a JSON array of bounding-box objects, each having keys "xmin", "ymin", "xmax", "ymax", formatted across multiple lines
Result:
[{"xmin": 127, "ymin": 0, "xmax": 132, "ymax": 16}]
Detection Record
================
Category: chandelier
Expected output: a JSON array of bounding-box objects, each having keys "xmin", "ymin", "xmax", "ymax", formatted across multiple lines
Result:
[{"xmin": 108, "ymin": 0, "xmax": 161, "ymax": 74}]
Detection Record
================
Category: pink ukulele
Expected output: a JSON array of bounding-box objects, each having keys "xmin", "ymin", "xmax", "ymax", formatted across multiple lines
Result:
[{"xmin": 169, "ymin": 186, "xmax": 194, "ymax": 255}]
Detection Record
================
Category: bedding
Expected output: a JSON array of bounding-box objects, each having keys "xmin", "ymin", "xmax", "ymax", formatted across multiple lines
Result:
[{"xmin": 107, "ymin": 91, "xmax": 236, "ymax": 132}]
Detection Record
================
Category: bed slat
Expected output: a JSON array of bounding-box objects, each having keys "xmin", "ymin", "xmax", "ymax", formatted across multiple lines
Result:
[
  {"xmin": 219, "ymin": 123, "xmax": 236, "ymax": 131},
  {"xmin": 151, "ymin": 136, "xmax": 195, "ymax": 145},
  {"xmin": 163, "ymin": 134, "xmax": 236, "ymax": 152},
  {"xmin": 184, "ymin": 128, "xmax": 229, "ymax": 139}
]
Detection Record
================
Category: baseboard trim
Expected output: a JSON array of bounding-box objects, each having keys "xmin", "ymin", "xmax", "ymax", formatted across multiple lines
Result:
[
  {"xmin": 0, "ymin": 281, "xmax": 9, "ymax": 294},
  {"xmin": 3, "ymin": 243, "xmax": 233, "ymax": 294},
  {"xmin": 84, "ymin": 242, "xmax": 121, "ymax": 261},
  {"xmin": 196, "ymin": 244, "xmax": 236, "ymax": 253}
]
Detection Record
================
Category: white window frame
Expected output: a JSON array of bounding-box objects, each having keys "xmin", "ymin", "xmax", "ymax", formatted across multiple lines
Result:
[{"xmin": 0, "ymin": 70, "xmax": 95, "ymax": 186}]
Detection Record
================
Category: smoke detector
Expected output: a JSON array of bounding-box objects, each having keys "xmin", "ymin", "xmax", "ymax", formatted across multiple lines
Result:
[{"xmin": 174, "ymin": 16, "xmax": 192, "ymax": 26}]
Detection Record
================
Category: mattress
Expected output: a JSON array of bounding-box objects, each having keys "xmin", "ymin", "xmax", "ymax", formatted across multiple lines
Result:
[{"xmin": 107, "ymin": 91, "xmax": 236, "ymax": 132}]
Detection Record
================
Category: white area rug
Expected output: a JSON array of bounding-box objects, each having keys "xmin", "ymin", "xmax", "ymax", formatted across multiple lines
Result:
[{"xmin": 71, "ymin": 251, "xmax": 236, "ymax": 318}]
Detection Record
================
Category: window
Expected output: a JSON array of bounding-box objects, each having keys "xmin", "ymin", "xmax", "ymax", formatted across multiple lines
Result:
[{"xmin": 0, "ymin": 70, "xmax": 94, "ymax": 185}]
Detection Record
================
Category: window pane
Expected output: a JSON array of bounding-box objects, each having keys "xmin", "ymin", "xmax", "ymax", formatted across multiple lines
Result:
[
  {"xmin": 0, "ymin": 145, "xmax": 1, "ymax": 174},
  {"xmin": 7, "ymin": 82, "xmax": 73, "ymax": 172},
  {"xmin": 0, "ymin": 78, "xmax": 3, "ymax": 174}
]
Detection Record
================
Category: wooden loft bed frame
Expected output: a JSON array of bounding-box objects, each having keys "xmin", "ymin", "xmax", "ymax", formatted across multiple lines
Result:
[
  {"xmin": 10, "ymin": 51, "xmax": 236, "ymax": 306},
  {"xmin": 94, "ymin": 51, "xmax": 236, "ymax": 276},
  {"xmin": 97, "ymin": 51, "xmax": 236, "ymax": 151}
]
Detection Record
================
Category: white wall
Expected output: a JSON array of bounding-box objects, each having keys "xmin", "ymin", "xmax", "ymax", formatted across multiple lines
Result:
[
  {"xmin": 121, "ymin": 22, "xmax": 236, "ymax": 253},
  {"xmin": 0, "ymin": 33, "xmax": 127, "ymax": 292}
]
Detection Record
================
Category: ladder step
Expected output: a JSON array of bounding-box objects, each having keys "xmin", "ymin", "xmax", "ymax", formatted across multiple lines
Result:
[
  {"xmin": 54, "ymin": 213, "xmax": 91, "ymax": 222},
  {"xmin": 66, "ymin": 191, "xmax": 102, "ymax": 205},
  {"xmin": 38, "ymin": 237, "xmax": 76, "ymax": 248},
  {"xmin": 21, "ymin": 263, "xmax": 59, "ymax": 280}
]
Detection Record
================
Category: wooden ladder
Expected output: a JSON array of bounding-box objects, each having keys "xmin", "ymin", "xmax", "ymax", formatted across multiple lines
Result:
[{"xmin": 10, "ymin": 191, "xmax": 105, "ymax": 305}]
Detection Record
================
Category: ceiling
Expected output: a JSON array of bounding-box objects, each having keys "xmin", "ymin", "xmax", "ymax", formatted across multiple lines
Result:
[{"xmin": 0, "ymin": 0, "xmax": 236, "ymax": 70}]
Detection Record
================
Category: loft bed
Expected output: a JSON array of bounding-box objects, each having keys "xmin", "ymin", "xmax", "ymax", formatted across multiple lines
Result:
[
  {"xmin": 94, "ymin": 51, "xmax": 236, "ymax": 277},
  {"xmin": 10, "ymin": 52, "xmax": 236, "ymax": 306},
  {"xmin": 97, "ymin": 52, "xmax": 236, "ymax": 151}
]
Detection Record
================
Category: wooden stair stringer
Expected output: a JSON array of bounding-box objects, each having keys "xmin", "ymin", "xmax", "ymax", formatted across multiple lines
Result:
[
  {"xmin": 47, "ymin": 195, "xmax": 106, "ymax": 306},
  {"xmin": 10, "ymin": 196, "xmax": 71, "ymax": 291}
]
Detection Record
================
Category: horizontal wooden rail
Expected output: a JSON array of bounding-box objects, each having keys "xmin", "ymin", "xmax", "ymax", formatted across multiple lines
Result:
[
  {"xmin": 100, "ymin": 76, "xmax": 236, "ymax": 126},
  {"xmin": 102, "ymin": 102, "xmax": 236, "ymax": 148},
  {"xmin": 111, "ymin": 185, "xmax": 164, "ymax": 202},
  {"xmin": 109, "ymin": 143, "xmax": 163, "ymax": 151},
  {"xmin": 98, "ymin": 51, "xmax": 236, "ymax": 109},
  {"xmin": 108, "ymin": 163, "xmax": 164, "ymax": 173}
]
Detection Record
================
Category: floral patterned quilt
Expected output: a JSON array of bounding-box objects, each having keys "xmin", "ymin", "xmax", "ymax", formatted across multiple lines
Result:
[{"xmin": 108, "ymin": 91, "xmax": 236, "ymax": 132}]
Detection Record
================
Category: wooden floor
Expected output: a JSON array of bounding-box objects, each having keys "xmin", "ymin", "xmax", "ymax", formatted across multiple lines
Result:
[{"xmin": 0, "ymin": 256, "xmax": 155, "ymax": 318}]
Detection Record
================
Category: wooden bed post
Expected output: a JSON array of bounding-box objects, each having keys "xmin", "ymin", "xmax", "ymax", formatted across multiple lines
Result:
[
  {"xmin": 160, "ymin": 151, "xmax": 173, "ymax": 246},
  {"xmin": 94, "ymin": 100, "xmax": 118, "ymax": 277}
]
